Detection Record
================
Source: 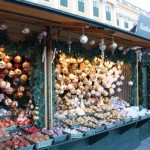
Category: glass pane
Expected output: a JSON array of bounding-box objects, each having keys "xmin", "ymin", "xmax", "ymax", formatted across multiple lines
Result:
[
  {"xmin": 106, "ymin": 12, "xmax": 111, "ymax": 21},
  {"xmin": 93, "ymin": 7, "xmax": 99, "ymax": 17},
  {"xmin": 117, "ymin": 19, "xmax": 119, "ymax": 26},
  {"xmin": 60, "ymin": 0, "xmax": 68, "ymax": 7},
  {"xmin": 125, "ymin": 22, "xmax": 128, "ymax": 28},
  {"xmin": 78, "ymin": 1, "xmax": 84, "ymax": 12}
]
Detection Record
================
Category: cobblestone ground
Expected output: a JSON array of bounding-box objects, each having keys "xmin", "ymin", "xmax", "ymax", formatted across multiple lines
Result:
[{"xmin": 133, "ymin": 137, "xmax": 150, "ymax": 150}]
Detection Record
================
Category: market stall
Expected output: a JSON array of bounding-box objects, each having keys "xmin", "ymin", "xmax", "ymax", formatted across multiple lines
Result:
[{"xmin": 0, "ymin": 0, "xmax": 150, "ymax": 150}]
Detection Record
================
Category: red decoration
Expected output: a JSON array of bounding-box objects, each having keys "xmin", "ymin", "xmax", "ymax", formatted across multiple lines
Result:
[{"xmin": 14, "ymin": 56, "xmax": 22, "ymax": 63}]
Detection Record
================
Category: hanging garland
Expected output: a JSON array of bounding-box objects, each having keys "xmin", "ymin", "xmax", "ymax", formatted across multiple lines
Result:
[{"xmin": 0, "ymin": 31, "xmax": 45, "ymax": 127}]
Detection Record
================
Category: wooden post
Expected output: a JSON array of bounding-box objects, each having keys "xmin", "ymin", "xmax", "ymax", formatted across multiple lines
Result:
[
  {"xmin": 49, "ymin": 50, "xmax": 53, "ymax": 128},
  {"xmin": 136, "ymin": 51, "xmax": 139, "ymax": 106}
]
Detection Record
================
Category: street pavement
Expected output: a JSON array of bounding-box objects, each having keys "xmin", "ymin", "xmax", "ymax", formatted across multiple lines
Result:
[{"xmin": 133, "ymin": 137, "xmax": 150, "ymax": 150}]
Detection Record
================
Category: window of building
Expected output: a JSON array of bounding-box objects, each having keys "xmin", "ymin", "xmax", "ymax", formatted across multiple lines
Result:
[
  {"xmin": 60, "ymin": 0, "xmax": 68, "ymax": 7},
  {"xmin": 116, "ymin": 14, "xmax": 120, "ymax": 26},
  {"xmin": 78, "ymin": 0, "xmax": 85, "ymax": 12},
  {"xmin": 93, "ymin": 1, "xmax": 99, "ymax": 17},
  {"xmin": 124, "ymin": 18, "xmax": 129, "ymax": 29},
  {"xmin": 105, "ymin": 6, "xmax": 111, "ymax": 21}
]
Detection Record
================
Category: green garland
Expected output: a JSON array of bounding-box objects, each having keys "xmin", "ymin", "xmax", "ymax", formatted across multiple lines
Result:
[{"xmin": 0, "ymin": 31, "xmax": 45, "ymax": 127}]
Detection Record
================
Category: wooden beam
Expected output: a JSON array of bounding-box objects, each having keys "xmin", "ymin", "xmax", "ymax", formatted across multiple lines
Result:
[{"xmin": 62, "ymin": 27, "xmax": 115, "ymax": 35}]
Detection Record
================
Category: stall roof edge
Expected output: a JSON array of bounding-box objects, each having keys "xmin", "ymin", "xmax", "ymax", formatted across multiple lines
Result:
[{"xmin": 1, "ymin": 0, "xmax": 150, "ymax": 44}]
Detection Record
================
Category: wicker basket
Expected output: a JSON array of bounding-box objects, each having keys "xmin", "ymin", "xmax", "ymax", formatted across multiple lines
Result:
[{"xmin": 53, "ymin": 134, "xmax": 67, "ymax": 143}]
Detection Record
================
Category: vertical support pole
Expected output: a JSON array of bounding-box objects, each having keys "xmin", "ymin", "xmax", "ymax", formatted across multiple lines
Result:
[
  {"xmin": 49, "ymin": 50, "xmax": 53, "ymax": 128},
  {"xmin": 45, "ymin": 26, "xmax": 51, "ymax": 129},
  {"xmin": 44, "ymin": 46, "xmax": 48, "ymax": 128},
  {"xmin": 136, "ymin": 51, "xmax": 139, "ymax": 106}
]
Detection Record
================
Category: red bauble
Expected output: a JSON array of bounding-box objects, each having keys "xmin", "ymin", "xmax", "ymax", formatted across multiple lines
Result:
[
  {"xmin": 3, "ymin": 55, "xmax": 10, "ymax": 63},
  {"xmin": 14, "ymin": 56, "xmax": 22, "ymax": 63}
]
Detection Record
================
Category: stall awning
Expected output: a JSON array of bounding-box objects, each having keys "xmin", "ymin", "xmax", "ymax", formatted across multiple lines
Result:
[{"xmin": 1, "ymin": 0, "xmax": 150, "ymax": 47}]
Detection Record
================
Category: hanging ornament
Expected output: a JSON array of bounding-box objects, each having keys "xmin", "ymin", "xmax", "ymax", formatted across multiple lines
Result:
[
  {"xmin": 109, "ymin": 37, "xmax": 117, "ymax": 54},
  {"xmin": 67, "ymin": 33, "xmax": 72, "ymax": 53},
  {"xmin": 22, "ymin": 26, "xmax": 30, "ymax": 34},
  {"xmin": 128, "ymin": 81, "xmax": 133, "ymax": 86},
  {"xmin": 117, "ymin": 88, "xmax": 121, "ymax": 92},
  {"xmin": 99, "ymin": 38, "xmax": 106, "ymax": 58},
  {"xmin": 14, "ymin": 56, "xmax": 22, "ymax": 63},
  {"xmin": 89, "ymin": 40, "xmax": 95, "ymax": 45},
  {"xmin": 79, "ymin": 28, "xmax": 88, "ymax": 44},
  {"xmin": 118, "ymin": 46, "xmax": 123, "ymax": 51},
  {"xmin": 0, "ymin": 22, "xmax": 7, "ymax": 30},
  {"xmin": 120, "ymin": 75, "xmax": 125, "ymax": 80},
  {"xmin": 40, "ymin": 31, "xmax": 47, "ymax": 38}
]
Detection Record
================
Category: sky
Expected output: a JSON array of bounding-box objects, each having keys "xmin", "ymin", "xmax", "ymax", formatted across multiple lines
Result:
[{"xmin": 125, "ymin": 0, "xmax": 150, "ymax": 12}]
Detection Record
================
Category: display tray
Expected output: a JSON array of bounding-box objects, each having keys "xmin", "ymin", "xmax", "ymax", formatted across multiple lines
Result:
[
  {"xmin": 17, "ymin": 144, "xmax": 34, "ymax": 150},
  {"xmin": 0, "ymin": 114, "xmax": 12, "ymax": 119},
  {"xmin": 140, "ymin": 115, "xmax": 148, "ymax": 120},
  {"xmin": 67, "ymin": 115, "xmax": 78, "ymax": 119},
  {"xmin": 63, "ymin": 131, "xmax": 83, "ymax": 139},
  {"xmin": 18, "ymin": 124, "xmax": 33, "ymax": 129},
  {"xmin": 4, "ymin": 125, "xmax": 17, "ymax": 131},
  {"xmin": 106, "ymin": 123, "xmax": 116, "ymax": 129},
  {"xmin": 26, "ymin": 138, "xmax": 53, "ymax": 149},
  {"xmin": 146, "ymin": 114, "xmax": 150, "ymax": 118},
  {"xmin": 53, "ymin": 134, "xmax": 67, "ymax": 143},
  {"xmin": 94, "ymin": 125, "xmax": 105, "ymax": 133},
  {"xmin": 76, "ymin": 128, "xmax": 95, "ymax": 136},
  {"xmin": 132, "ymin": 117, "xmax": 140, "ymax": 121},
  {"xmin": 115, "ymin": 121, "xmax": 124, "ymax": 127}
]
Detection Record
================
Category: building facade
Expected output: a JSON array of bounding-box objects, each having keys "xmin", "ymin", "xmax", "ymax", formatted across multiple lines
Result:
[{"xmin": 27, "ymin": 0, "xmax": 149, "ymax": 31}]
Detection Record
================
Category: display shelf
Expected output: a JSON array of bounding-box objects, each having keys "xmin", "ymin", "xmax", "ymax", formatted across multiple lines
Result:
[{"xmin": 36, "ymin": 116, "xmax": 150, "ymax": 150}]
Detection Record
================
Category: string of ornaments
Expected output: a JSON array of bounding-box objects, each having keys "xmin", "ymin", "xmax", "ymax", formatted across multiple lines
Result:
[{"xmin": 0, "ymin": 45, "xmax": 39, "ymax": 125}]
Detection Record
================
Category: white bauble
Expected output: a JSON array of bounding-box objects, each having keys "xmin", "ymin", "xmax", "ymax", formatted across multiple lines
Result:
[
  {"xmin": 128, "ymin": 81, "xmax": 133, "ymax": 86},
  {"xmin": 118, "ymin": 46, "xmax": 123, "ymax": 51},
  {"xmin": 98, "ymin": 86, "xmax": 104, "ymax": 93},
  {"xmin": 69, "ymin": 74, "xmax": 75, "ymax": 80},
  {"xmin": 22, "ymin": 27, "xmax": 30, "ymax": 34},
  {"xmin": 68, "ymin": 84, "xmax": 73, "ymax": 90},
  {"xmin": 59, "ymin": 90, "xmax": 64, "ymax": 94},
  {"xmin": 106, "ymin": 83, "xmax": 111, "ymax": 88},
  {"xmin": 109, "ymin": 88, "xmax": 115, "ymax": 94},
  {"xmin": 111, "ymin": 84, "xmax": 116, "ymax": 89},
  {"xmin": 120, "ymin": 75, "xmax": 125, "ymax": 80},
  {"xmin": 80, "ymin": 34, "xmax": 88, "ymax": 44},
  {"xmin": 116, "ymin": 81, "xmax": 120, "ymax": 86},
  {"xmin": 119, "ymin": 81, "xmax": 123, "ymax": 85},
  {"xmin": 91, "ymin": 90, "xmax": 96, "ymax": 95},
  {"xmin": 117, "ymin": 88, "xmax": 121, "ymax": 92},
  {"xmin": 89, "ymin": 40, "xmax": 95, "ymax": 45}
]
